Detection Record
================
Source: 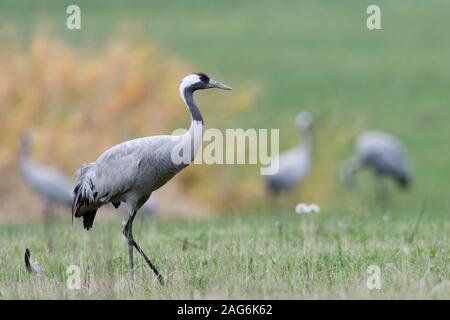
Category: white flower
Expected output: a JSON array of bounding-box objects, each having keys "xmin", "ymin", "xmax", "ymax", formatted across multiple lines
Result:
[
  {"xmin": 295, "ymin": 203, "xmax": 320, "ymax": 215},
  {"xmin": 401, "ymin": 245, "xmax": 410, "ymax": 256}
]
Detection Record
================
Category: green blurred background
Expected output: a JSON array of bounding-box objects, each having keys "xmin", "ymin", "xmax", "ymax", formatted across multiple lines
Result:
[{"xmin": 0, "ymin": 0, "xmax": 449, "ymax": 219}]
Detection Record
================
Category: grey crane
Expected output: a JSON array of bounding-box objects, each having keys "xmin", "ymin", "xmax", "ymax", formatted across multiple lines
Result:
[
  {"xmin": 341, "ymin": 130, "xmax": 412, "ymax": 207},
  {"xmin": 19, "ymin": 132, "xmax": 73, "ymax": 215},
  {"xmin": 72, "ymin": 72, "xmax": 231, "ymax": 283},
  {"xmin": 265, "ymin": 112, "xmax": 315, "ymax": 197},
  {"xmin": 19, "ymin": 132, "xmax": 158, "ymax": 217}
]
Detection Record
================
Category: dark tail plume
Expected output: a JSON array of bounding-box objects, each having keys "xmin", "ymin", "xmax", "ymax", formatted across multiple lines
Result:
[{"xmin": 72, "ymin": 163, "xmax": 97, "ymax": 230}]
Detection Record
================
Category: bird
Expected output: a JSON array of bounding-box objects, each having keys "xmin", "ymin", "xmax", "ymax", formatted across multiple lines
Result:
[
  {"xmin": 265, "ymin": 112, "xmax": 315, "ymax": 197},
  {"xmin": 72, "ymin": 72, "xmax": 231, "ymax": 283},
  {"xmin": 341, "ymin": 130, "xmax": 412, "ymax": 207},
  {"xmin": 19, "ymin": 132, "xmax": 158, "ymax": 218},
  {"xmin": 19, "ymin": 132, "xmax": 73, "ymax": 217}
]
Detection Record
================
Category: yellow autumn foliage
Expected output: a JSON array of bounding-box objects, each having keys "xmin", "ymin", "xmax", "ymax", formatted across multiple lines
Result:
[
  {"xmin": 0, "ymin": 31, "xmax": 361, "ymax": 216},
  {"xmin": 0, "ymin": 31, "xmax": 257, "ymax": 214}
]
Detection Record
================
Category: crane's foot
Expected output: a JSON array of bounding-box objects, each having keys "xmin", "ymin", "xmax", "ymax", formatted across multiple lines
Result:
[
  {"xmin": 131, "ymin": 238, "xmax": 164, "ymax": 285},
  {"xmin": 122, "ymin": 222, "xmax": 164, "ymax": 285},
  {"xmin": 123, "ymin": 210, "xmax": 164, "ymax": 285}
]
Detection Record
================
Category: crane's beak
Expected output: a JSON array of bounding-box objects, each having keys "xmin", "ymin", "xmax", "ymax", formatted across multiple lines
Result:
[{"xmin": 208, "ymin": 79, "xmax": 232, "ymax": 90}]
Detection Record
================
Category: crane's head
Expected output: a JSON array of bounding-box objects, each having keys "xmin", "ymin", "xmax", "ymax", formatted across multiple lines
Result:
[
  {"xmin": 294, "ymin": 112, "xmax": 315, "ymax": 133},
  {"xmin": 180, "ymin": 72, "xmax": 232, "ymax": 92}
]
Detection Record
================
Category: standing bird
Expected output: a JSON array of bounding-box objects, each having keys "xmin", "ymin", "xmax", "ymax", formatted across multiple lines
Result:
[
  {"xmin": 19, "ymin": 132, "xmax": 158, "ymax": 217},
  {"xmin": 19, "ymin": 132, "xmax": 73, "ymax": 216},
  {"xmin": 265, "ymin": 112, "xmax": 315, "ymax": 197},
  {"xmin": 72, "ymin": 72, "xmax": 231, "ymax": 283},
  {"xmin": 341, "ymin": 130, "xmax": 412, "ymax": 207}
]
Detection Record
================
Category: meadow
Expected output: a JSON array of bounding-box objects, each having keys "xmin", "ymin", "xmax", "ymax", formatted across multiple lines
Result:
[
  {"xmin": 1, "ymin": 210, "xmax": 449, "ymax": 299},
  {"xmin": 0, "ymin": 0, "xmax": 449, "ymax": 299}
]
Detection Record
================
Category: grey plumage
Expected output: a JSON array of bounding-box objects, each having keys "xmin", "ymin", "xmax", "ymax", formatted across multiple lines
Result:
[
  {"xmin": 75, "ymin": 137, "xmax": 183, "ymax": 228},
  {"xmin": 341, "ymin": 130, "xmax": 412, "ymax": 191},
  {"xmin": 73, "ymin": 136, "xmax": 186, "ymax": 228},
  {"xmin": 19, "ymin": 132, "xmax": 73, "ymax": 208},
  {"xmin": 19, "ymin": 132, "xmax": 158, "ymax": 217},
  {"xmin": 72, "ymin": 72, "xmax": 231, "ymax": 282},
  {"xmin": 118, "ymin": 193, "xmax": 159, "ymax": 216},
  {"xmin": 266, "ymin": 112, "xmax": 315, "ymax": 196}
]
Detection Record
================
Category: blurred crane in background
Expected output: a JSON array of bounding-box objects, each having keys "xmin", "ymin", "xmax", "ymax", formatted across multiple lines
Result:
[
  {"xmin": 265, "ymin": 112, "xmax": 315, "ymax": 198},
  {"xmin": 72, "ymin": 72, "xmax": 232, "ymax": 283},
  {"xmin": 19, "ymin": 132, "xmax": 73, "ymax": 218},
  {"xmin": 341, "ymin": 130, "xmax": 412, "ymax": 209},
  {"xmin": 19, "ymin": 132, "xmax": 158, "ymax": 218},
  {"xmin": 118, "ymin": 194, "xmax": 158, "ymax": 216},
  {"xmin": 19, "ymin": 131, "xmax": 74, "ymax": 250}
]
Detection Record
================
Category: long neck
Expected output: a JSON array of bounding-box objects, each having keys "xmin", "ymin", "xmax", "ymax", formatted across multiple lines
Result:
[
  {"xmin": 341, "ymin": 156, "xmax": 361, "ymax": 187},
  {"xmin": 179, "ymin": 87, "xmax": 205, "ymax": 163},
  {"xmin": 19, "ymin": 144, "xmax": 29, "ymax": 163},
  {"xmin": 181, "ymin": 87, "xmax": 204, "ymax": 124},
  {"xmin": 18, "ymin": 144, "xmax": 31, "ymax": 174},
  {"xmin": 299, "ymin": 128, "xmax": 313, "ymax": 152}
]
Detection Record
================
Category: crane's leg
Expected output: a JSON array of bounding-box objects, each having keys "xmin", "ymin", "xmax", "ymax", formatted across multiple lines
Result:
[
  {"xmin": 272, "ymin": 193, "xmax": 284, "ymax": 239},
  {"xmin": 122, "ymin": 214, "xmax": 135, "ymax": 270},
  {"xmin": 122, "ymin": 213, "xmax": 136, "ymax": 274},
  {"xmin": 269, "ymin": 193, "xmax": 277, "ymax": 214},
  {"xmin": 44, "ymin": 202, "xmax": 54, "ymax": 252},
  {"xmin": 377, "ymin": 177, "xmax": 388, "ymax": 214},
  {"xmin": 122, "ymin": 211, "xmax": 164, "ymax": 284},
  {"xmin": 128, "ymin": 233, "xmax": 134, "ymax": 271}
]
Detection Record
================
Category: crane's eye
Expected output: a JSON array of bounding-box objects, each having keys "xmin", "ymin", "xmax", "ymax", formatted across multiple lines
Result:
[{"xmin": 196, "ymin": 72, "xmax": 210, "ymax": 84}]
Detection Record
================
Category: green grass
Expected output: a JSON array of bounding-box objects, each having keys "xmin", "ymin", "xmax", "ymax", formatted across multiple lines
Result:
[
  {"xmin": 0, "ymin": 211, "xmax": 448, "ymax": 299},
  {"xmin": 0, "ymin": 1, "xmax": 449, "ymax": 299}
]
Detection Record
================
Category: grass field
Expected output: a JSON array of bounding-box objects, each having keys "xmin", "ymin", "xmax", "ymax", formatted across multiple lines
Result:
[
  {"xmin": 1, "ymin": 210, "xmax": 449, "ymax": 299},
  {"xmin": 0, "ymin": 1, "xmax": 449, "ymax": 299}
]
